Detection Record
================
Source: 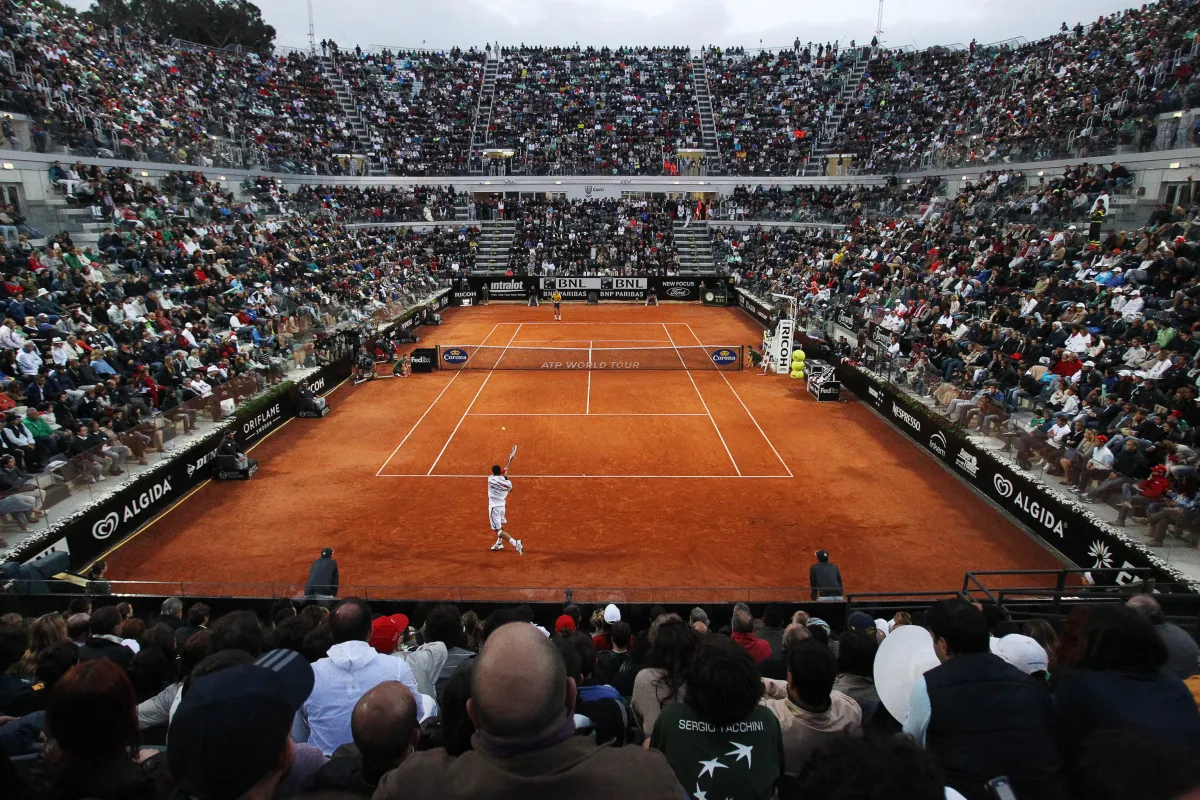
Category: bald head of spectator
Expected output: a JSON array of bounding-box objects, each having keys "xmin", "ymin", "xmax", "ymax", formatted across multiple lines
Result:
[
  {"xmin": 1126, "ymin": 594, "xmax": 1164, "ymax": 624},
  {"xmin": 731, "ymin": 607, "xmax": 755, "ymax": 635},
  {"xmin": 352, "ymin": 680, "xmax": 420, "ymax": 782},
  {"xmin": 66, "ymin": 613, "xmax": 90, "ymax": 645},
  {"xmin": 469, "ymin": 622, "xmax": 571, "ymax": 739},
  {"xmin": 781, "ymin": 622, "xmax": 811, "ymax": 651}
]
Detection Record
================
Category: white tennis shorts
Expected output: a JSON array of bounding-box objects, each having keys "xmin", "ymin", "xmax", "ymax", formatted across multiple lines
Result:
[{"xmin": 489, "ymin": 505, "xmax": 507, "ymax": 531}]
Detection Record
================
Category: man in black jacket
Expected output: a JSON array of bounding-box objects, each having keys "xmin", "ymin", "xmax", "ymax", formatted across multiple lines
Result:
[
  {"xmin": 305, "ymin": 548, "xmax": 339, "ymax": 597},
  {"xmin": 903, "ymin": 600, "xmax": 1065, "ymax": 800},
  {"xmin": 809, "ymin": 550, "xmax": 843, "ymax": 600},
  {"xmin": 79, "ymin": 605, "xmax": 134, "ymax": 671}
]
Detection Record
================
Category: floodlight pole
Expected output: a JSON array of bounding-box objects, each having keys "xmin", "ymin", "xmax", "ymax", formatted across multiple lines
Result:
[
  {"xmin": 308, "ymin": 0, "xmax": 317, "ymax": 56},
  {"xmin": 875, "ymin": 0, "xmax": 884, "ymax": 39}
]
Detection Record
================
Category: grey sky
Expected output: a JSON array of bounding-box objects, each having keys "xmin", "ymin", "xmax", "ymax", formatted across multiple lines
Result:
[{"xmin": 63, "ymin": 0, "xmax": 1140, "ymax": 52}]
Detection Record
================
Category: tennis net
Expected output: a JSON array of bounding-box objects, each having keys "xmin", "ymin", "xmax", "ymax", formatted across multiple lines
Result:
[{"xmin": 437, "ymin": 344, "xmax": 745, "ymax": 371}]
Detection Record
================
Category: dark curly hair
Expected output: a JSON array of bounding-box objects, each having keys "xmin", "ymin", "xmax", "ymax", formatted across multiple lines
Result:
[
  {"xmin": 1074, "ymin": 604, "xmax": 1167, "ymax": 675},
  {"xmin": 793, "ymin": 735, "xmax": 945, "ymax": 799},
  {"xmin": 647, "ymin": 617, "xmax": 696, "ymax": 705},
  {"xmin": 423, "ymin": 604, "xmax": 464, "ymax": 649},
  {"xmin": 686, "ymin": 635, "xmax": 762, "ymax": 728}
]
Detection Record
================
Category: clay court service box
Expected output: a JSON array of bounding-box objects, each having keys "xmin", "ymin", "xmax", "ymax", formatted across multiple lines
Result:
[{"xmin": 411, "ymin": 348, "xmax": 437, "ymax": 373}]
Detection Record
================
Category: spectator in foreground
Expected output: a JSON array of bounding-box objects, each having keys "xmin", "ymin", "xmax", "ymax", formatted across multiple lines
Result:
[
  {"xmin": 903, "ymin": 599, "xmax": 1065, "ymax": 800},
  {"xmin": 760, "ymin": 622, "xmax": 810, "ymax": 681},
  {"xmin": 1126, "ymin": 594, "xmax": 1200, "ymax": 679},
  {"xmin": 169, "ymin": 649, "xmax": 315, "ymax": 800},
  {"xmin": 809, "ymin": 550, "xmax": 843, "ymax": 600},
  {"xmin": 1053, "ymin": 604, "xmax": 1200, "ymax": 766},
  {"xmin": 731, "ymin": 603, "xmax": 771, "ymax": 664},
  {"xmin": 314, "ymin": 680, "xmax": 419, "ymax": 797},
  {"xmin": 793, "ymin": 735, "xmax": 948, "ymax": 800},
  {"xmin": 30, "ymin": 659, "xmax": 172, "ymax": 800},
  {"xmin": 760, "ymin": 638, "xmax": 862, "ymax": 776},
  {"xmin": 78, "ymin": 606, "xmax": 134, "ymax": 671},
  {"xmin": 650, "ymin": 634, "xmax": 783, "ymax": 799},
  {"xmin": 374, "ymin": 622, "xmax": 685, "ymax": 799},
  {"xmin": 295, "ymin": 599, "xmax": 424, "ymax": 755},
  {"xmin": 633, "ymin": 616, "xmax": 695, "ymax": 732}
]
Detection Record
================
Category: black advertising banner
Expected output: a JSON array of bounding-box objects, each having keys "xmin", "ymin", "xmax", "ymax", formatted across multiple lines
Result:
[
  {"xmin": 410, "ymin": 347, "xmax": 437, "ymax": 373},
  {"xmin": 836, "ymin": 365, "xmax": 1194, "ymax": 591},
  {"xmin": 49, "ymin": 354, "xmax": 356, "ymax": 572},
  {"xmin": 736, "ymin": 289, "xmax": 774, "ymax": 329},
  {"xmin": 63, "ymin": 429, "xmax": 226, "ymax": 569},
  {"xmin": 452, "ymin": 277, "xmax": 710, "ymax": 305}
]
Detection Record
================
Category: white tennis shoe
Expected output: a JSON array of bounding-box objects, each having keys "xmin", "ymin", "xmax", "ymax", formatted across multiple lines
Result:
[
  {"xmin": 490, "ymin": 540, "xmax": 504, "ymax": 551},
  {"xmin": 514, "ymin": 540, "xmax": 524, "ymax": 556}
]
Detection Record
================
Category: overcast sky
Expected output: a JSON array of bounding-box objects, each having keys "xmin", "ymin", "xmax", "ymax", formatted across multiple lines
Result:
[{"xmin": 63, "ymin": 0, "xmax": 1140, "ymax": 51}]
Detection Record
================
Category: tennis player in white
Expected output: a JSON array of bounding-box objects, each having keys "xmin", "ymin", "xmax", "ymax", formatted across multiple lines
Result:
[{"xmin": 488, "ymin": 464, "xmax": 523, "ymax": 554}]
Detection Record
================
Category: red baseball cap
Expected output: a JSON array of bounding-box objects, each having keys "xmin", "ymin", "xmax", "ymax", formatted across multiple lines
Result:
[
  {"xmin": 368, "ymin": 613, "xmax": 410, "ymax": 653},
  {"xmin": 555, "ymin": 614, "xmax": 576, "ymax": 633}
]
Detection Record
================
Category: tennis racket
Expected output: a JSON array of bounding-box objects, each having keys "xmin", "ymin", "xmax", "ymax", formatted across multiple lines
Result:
[{"xmin": 505, "ymin": 444, "xmax": 518, "ymax": 473}]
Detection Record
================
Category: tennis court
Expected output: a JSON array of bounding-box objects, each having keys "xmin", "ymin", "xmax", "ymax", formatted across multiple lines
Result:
[{"xmin": 100, "ymin": 304, "xmax": 1065, "ymax": 601}]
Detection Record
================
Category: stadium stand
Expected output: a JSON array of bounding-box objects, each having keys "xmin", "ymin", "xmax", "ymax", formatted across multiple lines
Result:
[{"xmin": 1, "ymin": 0, "xmax": 1200, "ymax": 796}]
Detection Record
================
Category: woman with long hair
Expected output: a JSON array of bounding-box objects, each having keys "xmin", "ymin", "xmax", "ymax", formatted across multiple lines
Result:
[
  {"xmin": 30, "ymin": 659, "xmax": 172, "ymax": 799},
  {"xmin": 9, "ymin": 613, "xmax": 67, "ymax": 680},
  {"xmin": 1053, "ymin": 604, "xmax": 1200, "ymax": 766},
  {"xmin": 632, "ymin": 615, "xmax": 695, "ymax": 732}
]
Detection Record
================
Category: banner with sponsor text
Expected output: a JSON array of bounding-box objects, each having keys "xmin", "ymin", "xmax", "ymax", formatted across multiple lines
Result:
[{"xmin": 834, "ymin": 365, "xmax": 1194, "ymax": 591}]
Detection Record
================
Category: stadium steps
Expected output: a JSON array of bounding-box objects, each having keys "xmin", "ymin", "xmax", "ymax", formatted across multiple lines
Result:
[
  {"xmin": 468, "ymin": 54, "xmax": 500, "ymax": 175},
  {"xmin": 454, "ymin": 201, "xmax": 471, "ymax": 222},
  {"xmin": 801, "ymin": 55, "xmax": 870, "ymax": 177},
  {"xmin": 473, "ymin": 220, "xmax": 516, "ymax": 272},
  {"xmin": 320, "ymin": 57, "xmax": 387, "ymax": 177},
  {"xmin": 690, "ymin": 55, "xmax": 724, "ymax": 174},
  {"xmin": 1104, "ymin": 194, "xmax": 1157, "ymax": 231},
  {"xmin": 673, "ymin": 219, "xmax": 718, "ymax": 274}
]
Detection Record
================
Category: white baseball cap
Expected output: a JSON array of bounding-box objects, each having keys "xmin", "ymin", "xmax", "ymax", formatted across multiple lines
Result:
[
  {"xmin": 603, "ymin": 603, "xmax": 621, "ymax": 623},
  {"xmin": 994, "ymin": 634, "xmax": 1049, "ymax": 674}
]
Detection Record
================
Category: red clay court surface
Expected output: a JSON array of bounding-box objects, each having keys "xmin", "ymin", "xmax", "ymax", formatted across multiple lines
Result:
[{"xmin": 102, "ymin": 305, "xmax": 1065, "ymax": 602}]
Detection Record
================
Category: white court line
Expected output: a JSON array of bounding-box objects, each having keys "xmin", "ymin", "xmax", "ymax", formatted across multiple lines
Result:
[
  {"xmin": 426, "ymin": 372, "xmax": 493, "ymax": 474},
  {"xmin": 426, "ymin": 324, "xmax": 521, "ymax": 474},
  {"xmin": 380, "ymin": 474, "xmax": 792, "ymax": 479},
  {"xmin": 505, "ymin": 339, "xmax": 672, "ymax": 344},
  {"xmin": 685, "ymin": 323, "xmax": 794, "ymax": 478},
  {"xmin": 586, "ymin": 340, "xmax": 592, "ymax": 414},
  {"xmin": 491, "ymin": 322, "xmax": 523, "ymax": 369},
  {"xmin": 663, "ymin": 322, "xmax": 741, "ymax": 476},
  {"xmin": 375, "ymin": 322, "xmax": 502, "ymax": 476},
  {"xmin": 466, "ymin": 413, "xmax": 709, "ymax": 417}
]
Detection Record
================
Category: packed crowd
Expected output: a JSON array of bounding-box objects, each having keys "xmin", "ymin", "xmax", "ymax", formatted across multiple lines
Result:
[
  {"xmin": 0, "ymin": 167, "xmax": 466, "ymax": 544},
  {"xmin": 729, "ymin": 159, "xmax": 1200, "ymax": 547},
  {"xmin": 0, "ymin": 592, "xmax": 1196, "ymax": 800},
  {"xmin": 704, "ymin": 44, "xmax": 863, "ymax": 176},
  {"xmin": 715, "ymin": 179, "xmax": 930, "ymax": 223},
  {"xmin": 832, "ymin": 1, "xmax": 1200, "ymax": 172},
  {"xmin": 507, "ymin": 197, "xmax": 681, "ymax": 276},
  {"xmin": 288, "ymin": 185, "xmax": 462, "ymax": 224},
  {"xmin": 489, "ymin": 47, "xmax": 702, "ymax": 176},
  {"xmin": 325, "ymin": 45, "xmax": 485, "ymax": 177},
  {"xmin": 3, "ymin": 0, "xmax": 1199, "ymax": 176}
]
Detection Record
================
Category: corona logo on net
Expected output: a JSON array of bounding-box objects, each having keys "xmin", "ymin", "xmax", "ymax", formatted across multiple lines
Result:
[
  {"xmin": 711, "ymin": 348, "xmax": 738, "ymax": 365},
  {"xmin": 442, "ymin": 348, "xmax": 469, "ymax": 365}
]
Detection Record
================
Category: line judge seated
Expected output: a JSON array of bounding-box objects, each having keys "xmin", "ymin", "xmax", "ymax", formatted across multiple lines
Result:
[
  {"xmin": 217, "ymin": 430, "xmax": 256, "ymax": 476},
  {"xmin": 296, "ymin": 382, "xmax": 328, "ymax": 417}
]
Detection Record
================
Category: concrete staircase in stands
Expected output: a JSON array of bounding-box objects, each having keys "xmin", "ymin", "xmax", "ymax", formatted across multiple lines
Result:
[
  {"xmin": 673, "ymin": 220, "xmax": 717, "ymax": 273},
  {"xmin": 691, "ymin": 54, "xmax": 723, "ymax": 174},
  {"xmin": 321, "ymin": 57, "xmax": 386, "ymax": 176},
  {"xmin": 468, "ymin": 52, "xmax": 500, "ymax": 174},
  {"xmin": 473, "ymin": 219, "xmax": 516, "ymax": 272},
  {"xmin": 801, "ymin": 54, "xmax": 869, "ymax": 177}
]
